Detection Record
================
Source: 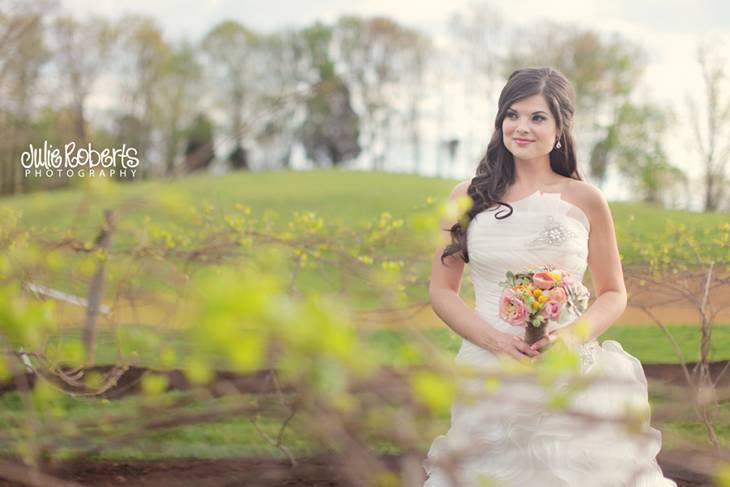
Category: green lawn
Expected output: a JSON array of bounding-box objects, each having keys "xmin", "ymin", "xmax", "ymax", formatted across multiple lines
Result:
[
  {"xmin": 0, "ymin": 390, "xmax": 317, "ymax": 460},
  {"xmin": 0, "ymin": 170, "xmax": 727, "ymax": 461},
  {"xmin": 0, "ymin": 170, "xmax": 446, "ymax": 238},
  {"xmin": 38, "ymin": 323, "xmax": 730, "ymax": 369},
  {"xmin": 369, "ymin": 324, "xmax": 730, "ymax": 364},
  {"xmin": 3, "ymin": 324, "xmax": 728, "ymax": 461},
  {"xmin": 1, "ymin": 169, "xmax": 726, "ymax": 265},
  {"xmin": 0, "ymin": 373, "xmax": 726, "ymax": 461},
  {"xmin": 1, "ymin": 169, "xmax": 725, "ymax": 323}
]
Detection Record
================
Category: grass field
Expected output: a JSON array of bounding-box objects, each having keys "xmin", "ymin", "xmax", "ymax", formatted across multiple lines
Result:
[
  {"xmin": 1, "ymin": 169, "xmax": 727, "ymax": 265},
  {"xmin": 3, "ymin": 325, "xmax": 729, "ymax": 461},
  {"xmin": 0, "ymin": 326, "xmax": 730, "ymax": 459},
  {"xmin": 0, "ymin": 388, "xmax": 725, "ymax": 460},
  {"xmin": 1, "ymin": 170, "xmax": 727, "ymax": 462},
  {"xmin": 39, "ymin": 322, "xmax": 730, "ymax": 370},
  {"xmin": 1, "ymin": 169, "xmax": 727, "ymax": 330}
]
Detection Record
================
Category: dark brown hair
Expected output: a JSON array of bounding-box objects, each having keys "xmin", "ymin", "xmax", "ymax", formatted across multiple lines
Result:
[{"xmin": 441, "ymin": 66, "xmax": 583, "ymax": 265}]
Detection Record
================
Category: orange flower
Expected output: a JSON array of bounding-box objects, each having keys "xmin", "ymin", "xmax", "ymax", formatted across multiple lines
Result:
[{"xmin": 533, "ymin": 271, "xmax": 558, "ymax": 290}]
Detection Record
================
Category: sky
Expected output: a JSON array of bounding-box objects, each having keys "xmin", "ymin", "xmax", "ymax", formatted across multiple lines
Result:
[
  {"xmin": 59, "ymin": 0, "xmax": 730, "ymax": 207},
  {"xmin": 61, "ymin": 0, "xmax": 730, "ymax": 37}
]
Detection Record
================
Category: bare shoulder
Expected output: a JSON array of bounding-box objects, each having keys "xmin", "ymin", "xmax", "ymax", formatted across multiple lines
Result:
[
  {"xmin": 439, "ymin": 179, "xmax": 473, "ymax": 231},
  {"xmin": 449, "ymin": 179, "xmax": 471, "ymax": 200},
  {"xmin": 564, "ymin": 179, "xmax": 611, "ymax": 223}
]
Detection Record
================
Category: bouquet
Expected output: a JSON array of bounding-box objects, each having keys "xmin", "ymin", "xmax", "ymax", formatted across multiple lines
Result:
[{"xmin": 497, "ymin": 264, "xmax": 590, "ymax": 346}]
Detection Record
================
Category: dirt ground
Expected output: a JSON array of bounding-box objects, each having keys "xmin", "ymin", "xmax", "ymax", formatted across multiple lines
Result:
[
  {"xmin": 620, "ymin": 270, "xmax": 730, "ymax": 326},
  {"xmin": 0, "ymin": 452, "xmax": 718, "ymax": 487},
  {"xmin": 359, "ymin": 270, "xmax": 730, "ymax": 329},
  {"xmin": 1, "ymin": 363, "xmax": 728, "ymax": 486},
  {"xmin": 2, "ymin": 360, "xmax": 729, "ymax": 398},
  {"xmin": 3, "ymin": 270, "xmax": 728, "ymax": 486}
]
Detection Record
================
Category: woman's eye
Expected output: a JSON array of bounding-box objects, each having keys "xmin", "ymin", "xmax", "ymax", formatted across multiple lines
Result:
[{"xmin": 507, "ymin": 113, "xmax": 545, "ymax": 121}]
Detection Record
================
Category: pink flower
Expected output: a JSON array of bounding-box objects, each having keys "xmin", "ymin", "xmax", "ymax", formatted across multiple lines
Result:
[
  {"xmin": 557, "ymin": 270, "xmax": 573, "ymax": 285},
  {"xmin": 549, "ymin": 287, "xmax": 568, "ymax": 304},
  {"xmin": 532, "ymin": 271, "xmax": 558, "ymax": 290},
  {"xmin": 499, "ymin": 288, "xmax": 529, "ymax": 326},
  {"xmin": 539, "ymin": 299, "xmax": 561, "ymax": 320}
]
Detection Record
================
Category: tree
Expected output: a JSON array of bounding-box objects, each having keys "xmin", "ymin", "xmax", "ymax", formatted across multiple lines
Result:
[
  {"xmin": 294, "ymin": 22, "xmax": 360, "ymax": 166},
  {"xmin": 155, "ymin": 40, "xmax": 203, "ymax": 175},
  {"xmin": 182, "ymin": 113, "xmax": 215, "ymax": 173},
  {"xmin": 200, "ymin": 20, "xmax": 260, "ymax": 172},
  {"xmin": 254, "ymin": 29, "xmax": 314, "ymax": 170},
  {"xmin": 0, "ymin": 0, "xmax": 52, "ymax": 195},
  {"xmin": 50, "ymin": 15, "xmax": 117, "ymax": 143},
  {"xmin": 686, "ymin": 36, "xmax": 730, "ymax": 212},
  {"xmin": 448, "ymin": 2, "xmax": 506, "ymax": 171},
  {"xmin": 299, "ymin": 77, "xmax": 361, "ymax": 166},
  {"xmin": 392, "ymin": 26, "xmax": 431, "ymax": 174},
  {"xmin": 113, "ymin": 14, "xmax": 171, "ymax": 179},
  {"xmin": 228, "ymin": 145, "xmax": 248, "ymax": 170},
  {"xmin": 333, "ymin": 16, "xmax": 430, "ymax": 170},
  {"xmin": 609, "ymin": 101, "xmax": 686, "ymax": 204},
  {"xmin": 449, "ymin": 1, "xmax": 505, "ymax": 107}
]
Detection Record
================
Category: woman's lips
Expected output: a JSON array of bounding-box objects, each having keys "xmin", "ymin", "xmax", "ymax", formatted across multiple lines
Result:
[{"xmin": 514, "ymin": 138, "xmax": 534, "ymax": 145}]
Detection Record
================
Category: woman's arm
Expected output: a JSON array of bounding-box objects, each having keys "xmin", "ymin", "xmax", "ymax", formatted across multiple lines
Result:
[
  {"xmin": 559, "ymin": 184, "xmax": 628, "ymax": 345},
  {"xmin": 429, "ymin": 180, "xmax": 503, "ymax": 351}
]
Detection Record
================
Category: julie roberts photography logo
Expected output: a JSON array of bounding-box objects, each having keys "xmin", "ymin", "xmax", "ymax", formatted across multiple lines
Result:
[{"xmin": 21, "ymin": 141, "xmax": 140, "ymax": 178}]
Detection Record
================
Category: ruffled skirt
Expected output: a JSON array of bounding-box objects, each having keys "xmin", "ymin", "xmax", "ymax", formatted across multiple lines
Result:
[{"xmin": 422, "ymin": 339, "xmax": 677, "ymax": 486}]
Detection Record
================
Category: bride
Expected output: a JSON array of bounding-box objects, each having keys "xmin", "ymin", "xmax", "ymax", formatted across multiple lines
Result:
[{"xmin": 422, "ymin": 67, "xmax": 677, "ymax": 486}]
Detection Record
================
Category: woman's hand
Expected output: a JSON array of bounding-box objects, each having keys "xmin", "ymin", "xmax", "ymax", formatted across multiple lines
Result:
[{"xmin": 489, "ymin": 330, "xmax": 541, "ymax": 363}]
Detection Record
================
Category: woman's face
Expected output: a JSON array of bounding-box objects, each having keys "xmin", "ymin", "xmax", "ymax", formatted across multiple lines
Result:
[{"xmin": 501, "ymin": 94, "xmax": 559, "ymax": 161}]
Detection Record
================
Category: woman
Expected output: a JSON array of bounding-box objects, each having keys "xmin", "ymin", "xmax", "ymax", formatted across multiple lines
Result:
[{"xmin": 422, "ymin": 67, "xmax": 676, "ymax": 486}]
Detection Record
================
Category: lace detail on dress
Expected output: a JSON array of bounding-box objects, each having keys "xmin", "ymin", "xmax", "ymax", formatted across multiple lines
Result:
[{"xmin": 578, "ymin": 339, "xmax": 600, "ymax": 372}]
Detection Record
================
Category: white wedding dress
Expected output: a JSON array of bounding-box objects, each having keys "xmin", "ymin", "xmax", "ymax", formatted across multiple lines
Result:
[{"xmin": 422, "ymin": 190, "xmax": 676, "ymax": 487}]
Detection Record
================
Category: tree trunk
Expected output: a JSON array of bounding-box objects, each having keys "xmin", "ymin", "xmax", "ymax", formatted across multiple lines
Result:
[{"xmin": 83, "ymin": 209, "xmax": 118, "ymax": 367}]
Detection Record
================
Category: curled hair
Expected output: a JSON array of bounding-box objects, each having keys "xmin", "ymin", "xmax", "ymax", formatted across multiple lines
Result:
[{"xmin": 441, "ymin": 66, "xmax": 583, "ymax": 265}]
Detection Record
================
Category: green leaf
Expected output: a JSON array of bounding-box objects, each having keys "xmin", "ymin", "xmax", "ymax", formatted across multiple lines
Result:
[
  {"xmin": 714, "ymin": 463, "xmax": 730, "ymax": 487},
  {"xmin": 410, "ymin": 370, "xmax": 456, "ymax": 415}
]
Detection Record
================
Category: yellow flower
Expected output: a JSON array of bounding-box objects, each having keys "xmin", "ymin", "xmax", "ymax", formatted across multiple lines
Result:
[
  {"xmin": 538, "ymin": 294, "xmax": 550, "ymax": 303},
  {"xmin": 531, "ymin": 301, "xmax": 541, "ymax": 310},
  {"xmin": 532, "ymin": 288, "xmax": 542, "ymax": 297},
  {"xmin": 548, "ymin": 272, "xmax": 561, "ymax": 281}
]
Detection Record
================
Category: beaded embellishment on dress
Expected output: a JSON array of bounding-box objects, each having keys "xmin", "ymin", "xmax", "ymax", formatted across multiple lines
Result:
[
  {"xmin": 527, "ymin": 215, "xmax": 577, "ymax": 247},
  {"xmin": 578, "ymin": 339, "xmax": 600, "ymax": 372}
]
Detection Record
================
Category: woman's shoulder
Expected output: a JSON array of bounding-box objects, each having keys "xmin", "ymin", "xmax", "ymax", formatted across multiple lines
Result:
[
  {"xmin": 563, "ymin": 179, "xmax": 608, "ymax": 220},
  {"xmin": 565, "ymin": 179, "xmax": 605, "ymax": 202},
  {"xmin": 447, "ymin": 177, "xmax": 605, "ymax": 208},
  {"xmin": 449, "ymin": 179, "xmax": 471, "ymax": 200}
]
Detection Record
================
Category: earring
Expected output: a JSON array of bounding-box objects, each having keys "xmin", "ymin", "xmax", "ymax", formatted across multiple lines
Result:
[{"xmin": 556, "ymin": 141, "xmax": 562, "ymax": 149}]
